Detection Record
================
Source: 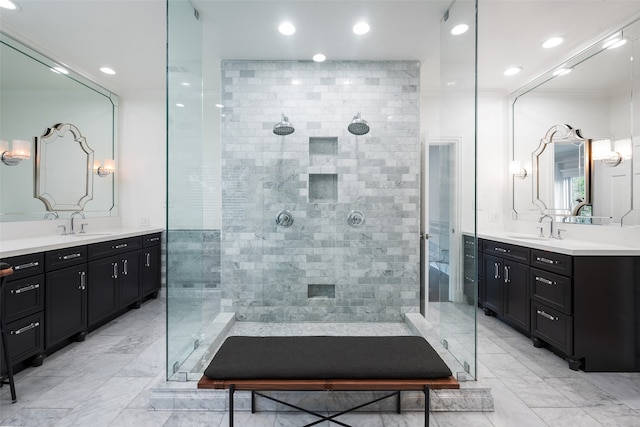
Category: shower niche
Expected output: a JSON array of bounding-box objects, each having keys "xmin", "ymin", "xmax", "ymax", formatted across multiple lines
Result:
[{"xmin": 308, "ymin": 137, "xmax": 338, "ymax": 203}]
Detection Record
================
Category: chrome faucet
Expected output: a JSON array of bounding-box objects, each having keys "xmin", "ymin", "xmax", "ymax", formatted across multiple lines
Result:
[
  {"xmin": 69, "ymin": 211, "xmax": 85, "ymax": 234},
  {"xmin": 538, "ymin": 214, "xmax": 553, "ymax": 238}
]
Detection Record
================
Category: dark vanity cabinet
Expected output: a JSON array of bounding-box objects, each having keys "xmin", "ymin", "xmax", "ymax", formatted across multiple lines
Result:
[
  {"xmin": 45, "ymin": 247, "xmax": 88, "ymax": 350},
  {"xmin": 482, "ymin": 241, "xmax": 530, "ymax": 334},
  {"xmin": 141, "ymin": 233, "xmax": 162, "ymax": 298},
  {"xmin": 87, "ymin": 236, "xmax": 143, "ymax": 329},
  {"xmin": 0, "ymin": 253, "xmax": 46, "ymax": 373},
  {"xmin": 462, "ymin": 235, "xmax": 482, "ymax": 306}
]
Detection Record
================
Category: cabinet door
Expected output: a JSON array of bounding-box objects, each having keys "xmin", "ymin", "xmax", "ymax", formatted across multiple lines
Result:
[
  {"xmin": 483, "ymin": 254, "xmax": 503, "ymax": 315},
  {"xmin": 503, "ymin": 260, "xmax": 530, "ymax": 333},
  {"xmin": 142, "ymin": 245, "xmax": 161, "ymax": 297},
  {"xmin": 118, "ymin": 251, "xmax": 141, "ymax": 308},
  {"xmin": 46, "ymin": 264, "xmax": 87, "ymax": 347},
  {"xmin": 87, "ymin": 257, "xmax": 118, "ymax": 327}
]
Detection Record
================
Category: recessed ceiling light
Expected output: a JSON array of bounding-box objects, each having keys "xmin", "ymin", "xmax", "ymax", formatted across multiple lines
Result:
[
  {"xmin": 51, "ymin": 66, "xmax": 69, "ymax": 75},
  {"xmin": 353, "ymin": 22, "xmax": 370, "ymax": 35},
  {"xmin": 451, "ymin": 24, "xmax": 469, "ymax": 35},
  {"xmin": 504, "ymin": 66, "xmax": 523, "ymax": 76},
  {"xmin": 278, "ymin": 22, "xmax": 295, "ymax": 36},
  {"xmin": 542, "ymin": 36, "xmax": 564, "ymax": 48},
  {"xmin": 100, "ymin": 67, "xmax": 116, "ymax": 75},
  {"xmin": 313, "ymin": 53, "xmax": 326, "ymax": 63},
  {"xmin": 0, "ymin": 0, "xmax": 19, "ymax": 11},
  {"xmin": 553, "ymin": 68, "xmax": 572, "ymax": 76}
]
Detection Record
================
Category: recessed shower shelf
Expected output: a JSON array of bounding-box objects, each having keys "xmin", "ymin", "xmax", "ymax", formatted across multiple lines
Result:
[
  {"xmin": 309, "ymin": 137, "xmax": 338, "ymax": 167},
  {"xmin": 309, "ymin": 173, "xmax": 338, "ymax": 203}
]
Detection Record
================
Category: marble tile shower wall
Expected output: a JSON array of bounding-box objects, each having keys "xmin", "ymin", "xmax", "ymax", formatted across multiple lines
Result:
[
  {"xmin": 221, "ymin": 60, "xmax": 420, "ymax": 322},
  {"xmin": 166, "ymin": 230, "xmax": 221, "ymax": 292}
]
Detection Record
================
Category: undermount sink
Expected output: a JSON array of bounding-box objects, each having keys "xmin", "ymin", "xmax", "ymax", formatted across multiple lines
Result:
[
  {"xmin": 505, "ymin": 234, "xmax": 550, "ymax": 241},
  {"xmin": 68, "ymin": 232, "xmax": 113, "ymax": 237}
]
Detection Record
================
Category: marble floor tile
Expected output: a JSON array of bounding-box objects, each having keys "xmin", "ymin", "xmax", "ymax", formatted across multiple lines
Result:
[
  {"xmin": 582, "ymin": 402, "xmax": 640, "ymax": 427},
  {"xmin": 108, "ymin": 408, "xmax": 173, "ymax": 427},
  {"xmin": 531, "ymin": 407, "xmax": 602, "ymax": 427},
  {"xmin": 163, "ymin": 411, "xmax": 225, "ymax": 427},
  {"xmin": 0, "ymin": 408, "xmax": 70, "ymax": 427}
]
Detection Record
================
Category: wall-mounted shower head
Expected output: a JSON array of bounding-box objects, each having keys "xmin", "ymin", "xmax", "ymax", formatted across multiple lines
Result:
[
  {"xmin": 273, "ymin": 113, "xmax": 295, "ymax": 135},
  {"xmin": 348, "ymin": 112, "xmax": 370, "ymax": 135}
]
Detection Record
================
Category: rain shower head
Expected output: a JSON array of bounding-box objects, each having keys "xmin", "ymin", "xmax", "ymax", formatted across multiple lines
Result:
[
  {"xmin": 273, "ymin": 113, "xmax": 295, "ymax": 135},
  {"xmin": 348, "ymin": 112, "xmax": 370, "ymax": 135}
]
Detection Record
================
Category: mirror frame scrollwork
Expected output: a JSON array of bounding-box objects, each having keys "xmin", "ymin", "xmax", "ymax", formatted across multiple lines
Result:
[
  {"xmin": 34, "ymin": 123, "xmax": 94, "ymax": 211},
  {"xmin": 532, "ymin": 124, "xmax": 591, "ymax": 214}
]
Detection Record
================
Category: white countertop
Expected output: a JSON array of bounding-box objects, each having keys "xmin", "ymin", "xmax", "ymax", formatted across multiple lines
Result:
[
  {"xmin": 477, "ymin": 231, "xmax": 640, "ymax": 256},
  {"xmin": 0, "ymin": 227, "xmax": 164, "ymax": 259}
]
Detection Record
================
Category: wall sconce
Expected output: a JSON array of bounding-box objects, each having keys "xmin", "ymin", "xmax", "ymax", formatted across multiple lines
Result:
[
  {"xmin": 510, "ymin": 160, "xmax": 530, "ymax": 179},
  {"xmin": 1, "ymin": 139, "xmax": 31, "ymax": 166},
  {"xmin": 592, "ymin": 139, "xmax": 631, "ymax": 167},
  {"xmin": 94, "ymin": 159, "xmax": 115, "ymax": 177}
]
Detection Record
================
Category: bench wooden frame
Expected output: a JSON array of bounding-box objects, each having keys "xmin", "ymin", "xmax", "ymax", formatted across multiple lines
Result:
[{"xmin": 198, "ymin": 375, "xmax": 460, "ymax": 426}]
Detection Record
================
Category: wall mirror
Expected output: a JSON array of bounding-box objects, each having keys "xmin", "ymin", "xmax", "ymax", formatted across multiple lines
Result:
[
  {"xmin": 532, "ymin": 124, "xmax": 590, "ymax": 217},
  {"xmin": 511, "ymin": 18, "xmax": 640, "ymax": 226},
  {"xmin": 35, "ymin": 123, "xmax": 94, "ymax": 211},
  {"xmin": 0, "ymin": 32, "xmax": 118, "ymax": 222}
]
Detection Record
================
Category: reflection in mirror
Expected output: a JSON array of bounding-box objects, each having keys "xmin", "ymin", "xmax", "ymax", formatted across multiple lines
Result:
[
  {"xmin": 35, "ymin": 123, "xmax": 94, "ymax": 211},
  {"xmin": 532, "ymin": 124, "xmax": 589, "ymax": 219},
  {"xmin": 0, "ymin": 32, "xmax": 118, "ymax": 222},
  {"xmin": 511, "ymin": 18, "xmax": 640, "ymax": 226}
]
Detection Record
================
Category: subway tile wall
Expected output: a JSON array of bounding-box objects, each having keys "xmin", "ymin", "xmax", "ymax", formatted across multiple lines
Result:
[{"xmin": 221, "ymin": 60, "xmax": 420, "ymax": 322}]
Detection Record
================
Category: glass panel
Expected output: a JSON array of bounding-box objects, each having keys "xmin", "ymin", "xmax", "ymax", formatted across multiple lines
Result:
[
  {"xmin": 166, "ymin": 0, "xmax": 213, "ymax": 380},
  {"xmin": 429, "ymin": 0, "xmax": 478, "ymax": 380}
]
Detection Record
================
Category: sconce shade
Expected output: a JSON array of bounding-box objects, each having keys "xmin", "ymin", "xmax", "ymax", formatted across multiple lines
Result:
[
  {"xmin": 591, "ymin": 139, "xmax": 612, "ymax": 160},
  {"xmin": 95, "ymin": 158, "xmax": 115, "ymax": 177},
  {"xmin": 510, "ymin": 160, "xmax": 529, "ymax": 179},
  {"xmin": 11, "ymin": 140, "xmax": 30, "ymax": 160}
]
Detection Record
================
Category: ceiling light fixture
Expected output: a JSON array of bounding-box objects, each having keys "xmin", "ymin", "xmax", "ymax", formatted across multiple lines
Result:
[
  {"xmin": 175, "ymin": 103, "xmax": 185, "ymax": 108},
  {"xmin": 278, "ymin": 22, "xmax": 295, "ymax": 36},
  {"xmin": 542, "ymin": 36, "xmax": 564, "ymax": 48},
  {"xmin": 181, "ymin": 82, "xmax": 191, "ymax": 86},
  {"xmin": 353, "ymin": 22, "xmax": 370, "ymax": 35},
  {"xmin": 553, "ymin": 67, "xmax": 572, "ymax": 76},
  {"xmin": 503, "ymin": 66, "xmax": 522, "ymax": 76},
  {"xmin": 215, "ymin": 104, "xmax": 224, "ymax": 108},
  {"xmin": 0, "ymin": 0, "xmax": 19, "ymax": 11},
  {"xmin": 604, "ymin": 38, "xmax": 627, "ymax": 49},
  {"xmin": 451, "ymin": 24, "xmax": 469, "ymax": 35},
  {"xmin": 313, "ymin": 53, "xmax": 326, "ymax": 63},
  {"xmin": 100, "ymin": 67, "xmax": 116, "ymax": 75}
]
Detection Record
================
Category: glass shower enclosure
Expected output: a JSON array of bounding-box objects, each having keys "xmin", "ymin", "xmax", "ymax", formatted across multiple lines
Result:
[{"xmin": 166, "ymin": 0, "xmax": 478, "ymax": 382}]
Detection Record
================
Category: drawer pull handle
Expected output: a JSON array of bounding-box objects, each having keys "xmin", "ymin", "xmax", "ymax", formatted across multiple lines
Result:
[
  {"xmin": 14, "ymin": 261, "xmax": 39, "ymax": 271},
  {"xmin": 145, "ymin": 253, "xmax": 151, "ymax": 267},
  {"xmin": 465, "ymin": 254, "xmax": 474, "ymax": 259},
  {"xmin": 113, "ymin": 243, "xmax": 128, "ymax": 249},
  {"xmin": 61, "ymin": 253, "xmax": 82, "ymax": 260},
  {"xmin": 11, "ymin": 322, "xmax": 40, "ymax": 335},
  {"xmin": 494, "ymin": 262, "xmax": 499, "ymax": 279},
  {"xmin": 537, "ymin": 310, "xmax": 558, "ymax": 321},
  {"xmin": 112, "ymin": 262, "xmax": 118, "ymax": 279},
  {"xmin": 535, "ymin": 276, "xmax": 556, "ymax": 285},
  {"xmin": 536, "ymin": 256, "xmax": 558, "ymax": 265},
  {"xmin": 148, "ymin": 237, "xmax": 160, "ymax": 242},
  {"xmin": 464, "ymin": 276, "xmax": 475, "ymax": 282},
  {"xmin": 11, "ymin": 283, "xmax": 40, "ymax": 294},
  {"xmin": 122, "ymin": 259, "xmax": 128, "ymax": 276},
  {"xmin": 504, "ymin": 265, "xmax": 510, "ymax": 283},
  {"xmin": 79, "ymin": 271, "xmax": 86, "ymax": 290},
  {"xmin": 495, "ymin": 247, "xmax": 510, "ymax": 253}
]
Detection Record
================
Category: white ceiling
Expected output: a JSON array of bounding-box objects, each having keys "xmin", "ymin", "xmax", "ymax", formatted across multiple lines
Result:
[{"xmin": 1, "ymin": 0, "xmax": 640, "ymax": 96}]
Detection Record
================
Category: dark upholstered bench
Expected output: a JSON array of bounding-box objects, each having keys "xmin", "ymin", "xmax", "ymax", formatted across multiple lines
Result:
[{"xmin": 198, "ymin": 336, "xmax": 459, "ymax": 426}]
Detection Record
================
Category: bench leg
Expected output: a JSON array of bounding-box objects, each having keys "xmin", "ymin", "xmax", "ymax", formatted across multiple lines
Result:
[
  {"xmin": 229, "ymin": 384, "xmax": 235, "ymax": 427},
  {"xmin": 424, "ymin": 385, "xmax": 430, "ymax": 427},
  {"xmin": 396, "ymin": 391, "xmax": 401, "ymax": 414}
]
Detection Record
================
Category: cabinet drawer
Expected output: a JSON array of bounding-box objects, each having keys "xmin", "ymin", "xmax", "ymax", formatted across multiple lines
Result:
[
  {"xmin": 2, "ymin": 312, "xmax": 44, "ymax": 366},
  {"xmin": 46, "ymin": 246, "xmax": 88, "ymax": 271},
  {"xmin": 88, "ymin": 236, "xmax": 142, "ymax": 260},
  {"xmin": 530, "ymin": 268, "xmax": 572, "ymax": 314},
  {"xmin": 143, "ymin": 233, "xmax": 162, "ymax": 247},
  {"xmin": 532, "ymin": 301, "xmax": 573, "ymax": 355},
  {"xmin": 2, "ymin": 274, "xmax": 45, "ymax": 322},
  {"xmin": 483, "ymin": 240, "xmax": 529, "ymax": 264},
  {"xmin": 531, "ymin": 249, "xmax": 572, "ymax": 276},
  {"xmin": 1, "ymin": 253, "xmax": 44, "ymax": 281}
]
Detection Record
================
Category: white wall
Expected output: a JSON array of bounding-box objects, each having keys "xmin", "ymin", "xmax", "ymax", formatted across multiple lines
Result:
[{"xmin": 118, "ymin": 91, "xmax": 166, "ymax": 229}]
